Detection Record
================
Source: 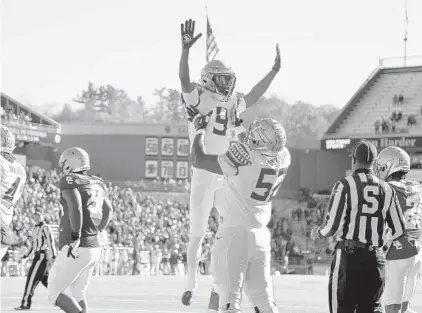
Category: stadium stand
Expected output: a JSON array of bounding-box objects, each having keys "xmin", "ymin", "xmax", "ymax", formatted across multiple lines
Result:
[{"xmin": 329, "ymin": 66, "xmax": 422, "ymax": 136}]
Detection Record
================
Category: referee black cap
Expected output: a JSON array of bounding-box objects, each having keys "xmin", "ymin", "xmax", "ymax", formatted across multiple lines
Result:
[{"xmin": 351, "ymin": 140, "xmax": 377, "ymax": 164}]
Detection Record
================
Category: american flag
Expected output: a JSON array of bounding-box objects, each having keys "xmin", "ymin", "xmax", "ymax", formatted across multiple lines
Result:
[{"xmin": 206, "ymin": 16, "xmax": 219, "ymax": 63}]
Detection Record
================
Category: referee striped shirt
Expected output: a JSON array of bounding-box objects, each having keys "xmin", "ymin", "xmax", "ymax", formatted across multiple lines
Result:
[
  {"xmin": 318, "ymin": 168, "xmax": 406, "ymax": 248},
  {"xmin": 24, "ymin": 222, "xmax": 57, "ymax": 258}
]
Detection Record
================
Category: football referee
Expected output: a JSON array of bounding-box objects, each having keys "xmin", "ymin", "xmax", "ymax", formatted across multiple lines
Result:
[
  {"xmin": 311, "ymin": 141, "xmax": 406, "ymax": 313},
  {"xmin": 15, "ymin": 210, "xmax": 57, "ymax": 311}
]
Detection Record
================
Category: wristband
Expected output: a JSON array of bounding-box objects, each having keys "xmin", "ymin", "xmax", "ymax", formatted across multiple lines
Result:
[{"xmin": 70, "ymin": 231, "xmax": 80, "ymax": 241}]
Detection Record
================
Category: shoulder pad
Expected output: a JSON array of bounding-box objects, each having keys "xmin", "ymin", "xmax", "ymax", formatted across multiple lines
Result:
[
  {"xmin": 226, "ymin": 142, "xmax": 252, "ymax": 167},
  {"xmin": 59, "ymin": 173, "xmax": 90, "ymax": 190}
]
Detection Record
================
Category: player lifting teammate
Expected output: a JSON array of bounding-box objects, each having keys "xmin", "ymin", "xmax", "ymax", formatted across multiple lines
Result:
[
  {"xmin": 374, "ymin": 147, "xmax": 422, "ymax": 313},
  {"xmin": 179, "ymin": 18, "xmax": 282, "ymax": 307},
  {"xmin": 47, "ymin": 147, "xmax": 113, "ymax": 313},
  {"xmin": 190, "ymin": 109, "xmax": 289, "ymax": 313},
  {"xmin": 1, "ymin": 125, "xmax": 26, "ymax": 260}
]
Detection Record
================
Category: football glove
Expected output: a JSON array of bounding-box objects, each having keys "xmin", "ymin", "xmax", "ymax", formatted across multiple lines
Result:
[
  {"xmin": 67, "ymin": 239, "xmax": 80, "ymax": 259},
  {"xmin": 184, "ymin": 104, "xmax": 198, "ymax": 122},
  {"xmin": 193, "ymin": 110, "xmax": 213, "ymax": 131},
  {"xmin": 181, "ymin": 19, "xmax": 202, "ymax": 50}
]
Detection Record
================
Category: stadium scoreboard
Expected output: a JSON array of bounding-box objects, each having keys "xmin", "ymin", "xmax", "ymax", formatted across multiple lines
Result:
[{"xmin": 144, "ymin": 136, "xmax": 191, "ymax": 180}]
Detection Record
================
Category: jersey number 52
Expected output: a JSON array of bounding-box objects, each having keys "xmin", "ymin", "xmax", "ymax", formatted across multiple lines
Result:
[
  {"xmin": 250, "ymin": 168, "xmax": 285, "ymax": 202},
  {"xmin": 87, "ymin": 185, "xmax": 105, "ymax": 224}
]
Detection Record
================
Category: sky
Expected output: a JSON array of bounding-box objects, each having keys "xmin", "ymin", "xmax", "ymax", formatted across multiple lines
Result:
[{"xmin": 2, "ymin": 0, "xmax": 422, "ymax": 114}]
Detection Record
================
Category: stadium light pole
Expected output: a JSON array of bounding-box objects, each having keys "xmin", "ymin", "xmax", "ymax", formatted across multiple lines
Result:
[{"xmin": 404, "ymin": 0, "xmax": 408, "ymax": 67}]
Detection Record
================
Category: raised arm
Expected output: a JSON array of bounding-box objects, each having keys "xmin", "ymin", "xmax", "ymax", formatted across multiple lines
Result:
[
  {"xmin": 191, "ymin": 128, "xmax": 223, "ymax": 175},
  {"xmin": 179, "ymin": 19, "xmax": 202, "ymax": 93},
  {"xmin": 243, "ymin": 44, "xmax": 281, "ymax": 108}
]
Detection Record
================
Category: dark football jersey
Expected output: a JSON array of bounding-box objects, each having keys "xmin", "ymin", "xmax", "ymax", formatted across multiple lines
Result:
[
  {"xmin": 58, "ymin": 173, "xmax": 106, "ymax": 249},
  {"xmin": 387, "ymin": 180, "xmax": 422, "ymax": 260}
]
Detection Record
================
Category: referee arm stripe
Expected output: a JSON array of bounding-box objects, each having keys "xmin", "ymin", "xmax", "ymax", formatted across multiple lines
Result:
[
  {"xmin": 43, "ymin": 226, "xmax": 57, "ymax": 258},
  {"xmin": 319, "ymin": 181, "xmax": 347, "ymax": 238},
  {"xmin": 386, "ymin": 187, "xmax": 405, "ymax": 240}
]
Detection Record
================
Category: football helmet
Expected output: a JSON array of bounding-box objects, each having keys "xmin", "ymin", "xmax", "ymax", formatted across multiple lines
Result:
[
  {"xmin": 58, "ymin": 147, "xmax": 90, "ymax": 176},
  {"xmin": 244, "ymin": 118, "xmax": 287, "ymax": 158},
  {"xmin": 200, "ymin": 60, "xmax": 236, "ymax": 101},
  {"xmin": 374, "ymin": 146, "xmax": 410, "ymax": 180},
  {"xmin": 1, "ymin": 125, "xmax": 16, "ymax": 154}
]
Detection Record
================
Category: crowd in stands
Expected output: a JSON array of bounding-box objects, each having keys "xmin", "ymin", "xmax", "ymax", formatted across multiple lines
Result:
[
  {"xmin": 1, "ymin": 104, "xmax": 32, "ymax": 124},
  {"xmin": 2, "ymin": 167, "xmax": 330, "ymax": 277},
  {"xmin": 374, "ymin": 94, "xmax": 419, "ymax": 133}
]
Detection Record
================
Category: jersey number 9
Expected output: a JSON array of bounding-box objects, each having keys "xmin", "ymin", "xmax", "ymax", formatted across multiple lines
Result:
[
  {"xmin": 213, "ymin": 107, "xmax": 228, "ymax": 136},
  {"xmin": 87, "ymin": 184, "xmax": 105, "ymax": 226}
]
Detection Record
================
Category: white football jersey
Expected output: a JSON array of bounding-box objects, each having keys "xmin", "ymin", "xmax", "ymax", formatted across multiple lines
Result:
[
  {"xmin": 216, "ymin": 142, "xmax": 291, "ymax": 228},
  {"xmin": 182, "ymin": 85, "xmax": 246, "ymax": 155},
  {"xmin": 1, "ymin": 154, "xmax": 26, "ymax": 228}
]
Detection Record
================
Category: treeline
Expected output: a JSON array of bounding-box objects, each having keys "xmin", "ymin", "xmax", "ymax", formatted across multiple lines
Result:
[{"xmin": 50, "ymin": 82, "xmax": 339, "ymax": 140}]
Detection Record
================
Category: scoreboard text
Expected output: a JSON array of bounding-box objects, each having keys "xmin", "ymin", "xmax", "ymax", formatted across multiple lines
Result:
[{"xmin": 144, "ymin": 137, "xmax": 190, "ymax": 179}]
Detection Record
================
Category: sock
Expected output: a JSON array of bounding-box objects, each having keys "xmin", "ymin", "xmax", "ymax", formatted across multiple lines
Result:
[
  {"xmin": 56, "ymin": 293, "xmax": 83, "ymax": 313},
  {"xmin": 187, "ymin": 236, "xmax": 203, "ymax": 287}
]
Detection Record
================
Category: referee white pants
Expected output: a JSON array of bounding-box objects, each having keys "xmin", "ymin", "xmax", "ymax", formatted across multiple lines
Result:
[
  {"xmin": 211, "ymin": 225, "xmax": 278, "ymax": 312},
  {"xmin": 47, "ymin": 246, "xmax": 101, "ymax": 304}
]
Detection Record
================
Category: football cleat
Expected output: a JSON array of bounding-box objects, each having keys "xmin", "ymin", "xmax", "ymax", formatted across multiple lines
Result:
[
  {"xmin": 181, "ymin": 290, "xmax": 195, "ymax": 306},
  {"xmin": 14, "ymin": 306, "xmax": 30, "ymax": 310}
]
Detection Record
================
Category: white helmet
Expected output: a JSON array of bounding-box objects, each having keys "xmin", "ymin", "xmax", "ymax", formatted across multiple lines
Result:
[
  {"xmin": 200, "ymin": 60, "xmax": 236, "ymax": 101},
  {"xmin": 58, "ymin": 147, "xmax": 90, "ymax": 176},
  {"xmin": 374, "ymin": 146, "xmax": 410, "ymax": 180},
  {"xmin": 1, "ymin": 125, "xmax": 16, "ymax": 154},
  {"xmin": 244, "ymin": 118, "xmax": 287, "ymax": 158}
]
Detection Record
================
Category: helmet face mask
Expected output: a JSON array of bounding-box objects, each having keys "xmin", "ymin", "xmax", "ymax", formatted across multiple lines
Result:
[
  {"xmin": 244, "ymin": 118, "xmax": 286, "ymax": 158},
  {"xmin": 374, "ymin": 146, "xmax": 410, "ymax": 181},
  {"xmin": 58, "ymin": 147, "xmax": 90, "ymax": 176},
  {"xmin": 201, "ymin": 60, "xmax": 236, "ymax": 101}
]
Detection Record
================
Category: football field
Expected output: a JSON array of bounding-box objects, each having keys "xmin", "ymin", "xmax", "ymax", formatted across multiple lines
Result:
[{"xmin": 1, "ymin": 275, "xmax": 421, "ymax": 312}]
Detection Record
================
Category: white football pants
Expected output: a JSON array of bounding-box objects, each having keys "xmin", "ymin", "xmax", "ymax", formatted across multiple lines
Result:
[{"xmin": 383, "ymin": 252, "xmax": 422, "ymax": 305}]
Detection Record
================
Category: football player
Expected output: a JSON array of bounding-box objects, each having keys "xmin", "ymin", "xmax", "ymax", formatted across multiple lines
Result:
[
  {"xmin": 179, "ymin": 18, "xmax": 282, "ymax": 306},
  {"xmin": 190, "ymin": 110, "xmax": 290, "ymax": 313},
  {"xmin": 1, "ymin": 125, "xmax": 26, "ymax": 259},
  {"xmin": 47, "ymin": 147, "xmax": 113, "ymax": 313},
  {"xmin": 374, "ymin": 147, "xmax": 422, "ymax": 313}
]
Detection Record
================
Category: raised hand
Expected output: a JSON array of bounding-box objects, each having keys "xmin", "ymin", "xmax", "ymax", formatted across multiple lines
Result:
[
  {"xmin": 181, "ymin": 19, "xmax": 203, "ymax": 50},
  {"xmin": 272, "ymin": 44, "xmax": 281, "ymax": 73}
]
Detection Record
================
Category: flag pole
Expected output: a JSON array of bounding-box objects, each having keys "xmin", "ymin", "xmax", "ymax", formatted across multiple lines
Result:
[
  {"xmin": 205, "ymin": 5, "xmax": 209, "ymax": 63},
  {"xmin": 404, "ymin": 0, "xmax": 408, "ymax": 67}
]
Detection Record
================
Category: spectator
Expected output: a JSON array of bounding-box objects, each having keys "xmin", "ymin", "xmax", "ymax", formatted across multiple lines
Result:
[
  {"xmin": 374, "ymin": 120, "xmax": 380, "ymax": 133},
  {"xmin": 398, "ymin": 94, "xmax": 404, "ymax": 106},
  {"xmin": 408, "ymin": 115, "xmax": 417, "ymax": 127}
]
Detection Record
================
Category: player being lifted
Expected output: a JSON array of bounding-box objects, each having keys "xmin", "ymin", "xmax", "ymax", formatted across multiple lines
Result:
[
  {"xmin": 1, "ymin": 125, "xmax": 26, "ymax": 259},
  {"xmin": 179, "ymin": 18, "xmax": 281, "ymax": 306},
  {"xmin": 374, "ymin": 147, "xmax": 422, "ymax": 313},
  {"xmin": 190, "ymin": 110, "xmax": 290, "ymax": 313},
  {"xmin": 47, "ymin": 147, "xmax": 113, "ymax": 313}
]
